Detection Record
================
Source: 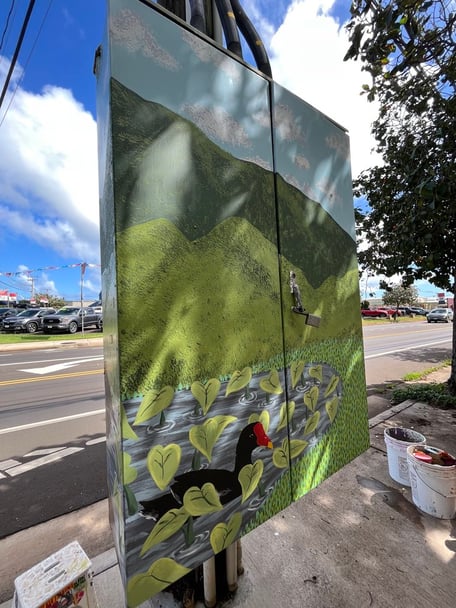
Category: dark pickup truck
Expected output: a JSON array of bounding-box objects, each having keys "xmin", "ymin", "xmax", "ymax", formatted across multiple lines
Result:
[{"xmin": 43, "ymin": 306, "xmax": 102, "ymax": 334}]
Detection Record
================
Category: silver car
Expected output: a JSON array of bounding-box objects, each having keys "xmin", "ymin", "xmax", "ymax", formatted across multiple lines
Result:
[{"xmin": 427, "ymin": 308, "xmax": 454, "ymax": 323}]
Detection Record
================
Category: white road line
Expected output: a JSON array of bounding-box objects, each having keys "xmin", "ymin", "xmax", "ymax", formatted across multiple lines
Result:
[
  {"xmin": 0, "ymin": 459, "xmax": 21, "ymax": 469},
  {"xmin": 0, "ymin": 408, "xmax": 105, "ymax": 435},
  {"xmin": 20, "ymin": 361, "xmax": 84, "ymax": 375},
  {"xmin": 86, "ymin": 437, "xmax": 106, "ymax": 446},
  {"xmin": 0, "ymin": 355, "xmax": 103, "ymax": 368},
  {"xmin": 23, "ymin": 448, "xmax": 67, "ymax": 458},
  {"xmin": 6, "ymin": 447, "xmax": 84, "ymax": 476},
  {"xmin": 365, "ymin": 338, "xmax": 451, "ymax": 359}
]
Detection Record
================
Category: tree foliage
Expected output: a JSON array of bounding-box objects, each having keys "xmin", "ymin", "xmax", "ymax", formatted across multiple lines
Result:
[
  {"xmin": 381, "ymin": 282, "xmax": 418, "ymax": 308},
  {"xmin": 345, "ymin": 0, "xmax": 456, "ymax": 390}
]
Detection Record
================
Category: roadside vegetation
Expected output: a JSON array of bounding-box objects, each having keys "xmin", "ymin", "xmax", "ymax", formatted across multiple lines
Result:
[
  {"xmin": 0, "ymin": 331, "xmax": 103, "ymax": 345},
  {"xmin": 391, "ymin": 360, "xmax": 456, "ymax": 409}
]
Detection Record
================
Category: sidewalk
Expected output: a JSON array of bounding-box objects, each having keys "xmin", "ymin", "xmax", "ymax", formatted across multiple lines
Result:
[{"xmin": 2, "ymin": 395, "xmax": 455, "ymax": 608}]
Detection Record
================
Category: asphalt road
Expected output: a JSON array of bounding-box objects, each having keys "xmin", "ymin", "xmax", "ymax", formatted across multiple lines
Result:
[{"xmin": 0, "ymin": 321, "xmax": 452, "ymax": 537}]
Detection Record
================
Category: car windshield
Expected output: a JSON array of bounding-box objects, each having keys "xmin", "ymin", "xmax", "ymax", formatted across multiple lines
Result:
[
  {"xmin": 431, "ymin": 309, "xmax": 446, "ymax": 313},
  {"xmin": 56, "ymin": 307, "xmax": 79, "ymax": 314},
  {"xmin": 16, "ymin": 310, "xmax": 38, "ymax": 317}
]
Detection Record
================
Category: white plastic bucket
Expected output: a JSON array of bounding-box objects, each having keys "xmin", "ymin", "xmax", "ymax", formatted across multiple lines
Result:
[
  {"xmin": 384, "ymin": 427, "xmax": 426, "ymax": 486},
  {"xmin": 407, "ymin": 445, "xmax": 456, "ymax": 519}
]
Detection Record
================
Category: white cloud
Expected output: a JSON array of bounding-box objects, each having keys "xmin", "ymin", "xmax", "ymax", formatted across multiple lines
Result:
[
  {"xmin": 0, "ymin": 69, "xmax": 100, "ymax": 261},
  {"xmin": 267, "ymin": 0, "xmax": 380, "ymax": 178}
]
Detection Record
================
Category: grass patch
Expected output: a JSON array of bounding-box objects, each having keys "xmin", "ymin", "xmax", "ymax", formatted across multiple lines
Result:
[
  {"xmin": 0, "ymin": 331, "xmax": 103, "ymax": 345},
  {"xmin": 402, "ymin": 360, "xmax": 451, "ymax": 382},
  {"xmin": 391, "ymin": 382, "xmax": 456, "ymax": 409}
]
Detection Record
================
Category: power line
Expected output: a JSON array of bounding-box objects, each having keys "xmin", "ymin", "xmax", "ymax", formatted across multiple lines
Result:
[
  {"xmin": 0, "ymin": 0, "xmax": 16, "ymax": 53},
  {"xmin": 0, "ymin": 0, "xmax": 36, "ymax": 110}
]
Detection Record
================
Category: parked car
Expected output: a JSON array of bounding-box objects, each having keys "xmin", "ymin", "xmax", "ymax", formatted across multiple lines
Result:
[
  {"xmin": 42, "ymin": 306, "xmax": 102, "ymax": 334},
  {"xmin": 0, "ymin": 308, "xmax": 16, "ymax": 323},
  {"xmin": 2, "ymin": 307, "xmax": 56, "ymax": 333},
  {"xmin": 361, "ymin": 308, "xmax": 394, "ymax": 318},
  {"xmin": 409, "ymin": 307, "xmax": 429, "ymax": 316},
  {"xmin": 427, "ymin": 308, "xmax": 454, "ymax": 323}
]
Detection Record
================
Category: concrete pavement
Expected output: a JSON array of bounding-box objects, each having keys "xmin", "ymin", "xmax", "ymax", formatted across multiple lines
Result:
[{"xmin": 2, "ymin": 392, "xmax": 455, "ymax": 608}]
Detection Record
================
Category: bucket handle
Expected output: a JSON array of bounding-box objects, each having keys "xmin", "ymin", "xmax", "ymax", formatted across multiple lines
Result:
[{"xmin": 410, "ymin": 463, "xmax": 456, "ymax": 498}]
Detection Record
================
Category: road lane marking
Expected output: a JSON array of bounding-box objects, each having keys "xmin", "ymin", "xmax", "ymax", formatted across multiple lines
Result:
[
  {"xmin": 0, "ymin": 368, "xmax": 103, "ymax": 386},
  {"xmin": 5, "ymin": 447, "xmax": 84, "ymax": 476},
  {"xmin": 86, "ymin": 437, "xmax": 106, "ymax": 446},
  {"xmin": 20, "ymin": 361, "xmax": 85, "ymax": 375},
  {"xmin": 365, "ymin": 338, "xmax": 451, "ymax": 359},
  {"xmin": 0, "ymin": 355, "xmax": 103, "ymax": 368},
  {"xmin": 0, "ymin": 408, "xmax": 105, "ymax": 434},
  {"xmin": 23, "ymin": 448, "xmax": 67, "ymax": 457},
  {"xmin": 0, "ymin": 459, "xmax": 21, "ymax": 469}
]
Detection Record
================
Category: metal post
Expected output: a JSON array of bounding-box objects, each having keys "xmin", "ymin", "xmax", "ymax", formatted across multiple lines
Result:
[
  {"xmin": 225, "ymin": 542, "xmax": 238, "ymax": 593},
  {"xmin": 203, "ymin": 557, "xmax": 217, "ymax": 608}
]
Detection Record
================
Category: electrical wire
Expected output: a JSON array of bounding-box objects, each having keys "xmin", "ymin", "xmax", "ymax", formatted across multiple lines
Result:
[
  {"xmin": 230, "ymin": 0, "xmax": 271, "ymax": 77},
  {"xmin": 0, "ymin": 0, "xmax": 36, "ymax": 110},
  {"xmin": 0, "ymin": 0, "xmax": 53, "ymax": 129},
  {"xmin": 0, "ymin": 0, "xmax": 16, "ymax": 53},
  {"xmin": 214, "ymin": 0, "xmax": 243, "ymax": 58}
]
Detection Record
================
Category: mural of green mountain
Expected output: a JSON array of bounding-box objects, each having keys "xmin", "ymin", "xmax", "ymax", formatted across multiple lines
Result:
[
  {"xmin": 111, "ymin": 78, "xmax": 357, "ymax": 290},
  {"xmin": 116, "ymin": 216, "xmax": 360, "ymax": 396}
]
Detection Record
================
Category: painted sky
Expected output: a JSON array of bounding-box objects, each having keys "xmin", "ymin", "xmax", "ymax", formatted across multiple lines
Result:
[{"xmin": 0, "ymin": 0, "xmax": 446, "ymax": 302}]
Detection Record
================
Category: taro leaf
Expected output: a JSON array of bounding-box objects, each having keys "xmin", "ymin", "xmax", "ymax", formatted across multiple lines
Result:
[
  {"xmin": 182, "ymin": 483, "xmax": 223, "ymax": 516},
  {"xmin": 272, "ymin": 439, "xmax": 289, "ymax": 469},
  {"xmin": 248, "ymin": 410, "xmax": 270, "ymax": 432},
  {"xmin": 121, "ymin": 405, "xmax": 138, "ymax": 440},
  {"xmin": 210, "ymin": 512, "xmax": 242, "ymax": 554},
  {"xmin": 288, "ymin": 438, "xmax": 308, "ymax": 460},
  {"xmin": 238, "ymin": 460, "xmax": 264, "ymax": 503},
  {"xmin": 134, "ymin": 386, "xmax": 174, "ymax": 425},
  {"xmin": 191, "ymin": 379, "xmax": 221, "ymax": 415},
  {"xmin": 309, "ymin": 365, "xmax": 322, "ymax": 382},
  {"xmin": 304, "ymin": 411, "xmax": 320, "ymax": 435},
  {"xmin": 147, "ymin": 444, "xmax": 181, "ymax": 491},
  {"xmin": 127, "ymin": 558, "xmax": 191, "ymax": 608},
  {"xmin": 189, "ymin": 415, "xmax": 236, "ymax": 462},
  {"xmin": 124, "ymin": 485, "xmax": 138, "ymax": 516},
  {"xmin": 304, "ymin": 386, "xmax": 319, "ymax": 412},
  {"xmin": 290, "ymin": 360, "xmax": 305, "ymax": 388},
  {"xmin": 277, "ymin": 400, "xmax": 295, "ymax": 431},
  {"xmin": 122, "ymin": 451, "xmax": 137, "ymax": 485},
  {"xmin": 140, "ymin": 508, "xmax": 189, "ymax": 556},
  {"xmin": 326, "ymin": 396, "xmax": 339, "ymax": 422},
  {"xmin": 225, "ymin": 367, "xmax": 252, "ymax": 396},
  {"xmin": 324, "ymin": 375, "xmax": 340, "ymax": 398},
  {"xmin": 259, "ymin": 369, "xmax": 283, "ymax": 395}
]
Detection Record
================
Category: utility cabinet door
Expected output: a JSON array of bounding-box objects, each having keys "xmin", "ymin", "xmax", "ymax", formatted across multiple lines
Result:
[
  {"xmin": 100, "ymin": 1, "xmax": 294, "ymax": 604},
  {"xmin": 272, "ymin": 83, "xmax": 369, "ymax": 502}
]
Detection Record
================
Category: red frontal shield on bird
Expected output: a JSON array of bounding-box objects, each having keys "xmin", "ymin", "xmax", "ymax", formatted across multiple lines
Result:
[{"xmin": 253, "ymin": 422, "xmax": 273, "ymax": 449}]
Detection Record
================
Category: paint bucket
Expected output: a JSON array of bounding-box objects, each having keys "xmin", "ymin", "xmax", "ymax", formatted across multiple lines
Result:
[
  {"xmin": 384, "ymin": 427, "xmax": 426, "ymax": 485},
  {"xmin": 407, "ymin": 445, "xmax": 456, "ymax": 519}
]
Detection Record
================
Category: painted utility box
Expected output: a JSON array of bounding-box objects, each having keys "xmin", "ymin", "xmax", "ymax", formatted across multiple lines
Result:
[{"xmin": 95, "ymin": 1, "xmax": 369, "ymax": 605}]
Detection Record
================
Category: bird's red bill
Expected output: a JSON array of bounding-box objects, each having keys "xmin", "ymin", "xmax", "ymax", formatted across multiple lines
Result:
[{"xmin": 253, "ymin": 422, "xmax": 273, "ymax": 448}]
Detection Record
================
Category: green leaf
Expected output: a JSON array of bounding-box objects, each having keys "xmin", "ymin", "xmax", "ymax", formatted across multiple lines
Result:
[
  {"xmin": 140, "ymin": 508, "xmax": 189, "ymax": 556},
  {"xmin": 272, "ymin": 440, "xmax": 289, "ymax": 469},
  {"xmin": 210, "ymin": 513, "xmax": 242, "ymax": 554},
  {"xmin": 238, "ymin": 460, "xmax": 264, "ymax": 503},
  {"xmin": 123, "ymin": 451, "xmax": 138, "ymax": 485},
  {"xmin": 147, "ymin": 444, "xmax": 181, "ymax": 490},
  {"xmin": 225, "ymin": 367, "xmax": 252, "ymax": 396},
  {"xmin": 288, "ymin": 439, "xmax": 308, "ymax": 460},
  {"xmin": 134, "ymin": 386, "xmax": 174, "ymax": 425},
  {"xmin": 309, "ymin": 365, "xmax": 322, "ymax": 382},
  {"xmin": 304, "ymin": 386, "xmax": 319, "ymax": 412},
  {"xmin": 124, "ymin": 485, "xmax": 138, "ymax": 516},
  {"xmin": 189, "ymin": 415, "xmax": 236, "ymax": 462},
  {"xmin": 324, "ymin": 375, "xmax": 340, "ymax": 397},
  {"xmin": 121, "ymin": 405, "xmax": 138, "ymax": 440},
  {"xmin": 277, "ymin": 400, "xmax": 295, "ymax": 431},
  {"xmin": 259, "ymin": 369, "xmax": 283, "ymax": 395},
  {"xmin": 326, "ymin": 396, "xmax": 339, "ymax": 422},
  {"xmin": 127, "ymin": 558, "xmax": 191, "ymax": 607},
  {"xmin": 191, "ymin": 379, "xmax": 221, "ymax": 415},
  {"xmin": 248, "ymin": 410, "xmax": 270, "ymax": 432},
  {"xmin": 183, "ymin": 483, "xmax": 223, "ymax": 516},
  {"xmin": 290, "ymin": 360, "xmax": 305, "ymax": 388},
  {"xmin": 304, "ymin": 411, "xmax": 320, "ymax": 435}
]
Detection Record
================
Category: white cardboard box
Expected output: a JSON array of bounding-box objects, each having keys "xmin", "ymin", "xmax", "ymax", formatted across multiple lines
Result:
[{"xmin": 14, "ymin": 541, "xmax": 92, "ymax": 608}]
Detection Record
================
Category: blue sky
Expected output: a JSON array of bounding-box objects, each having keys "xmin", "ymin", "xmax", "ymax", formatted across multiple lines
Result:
[{"xmin": 0, "ymin": 0, "xmax": 446, "ymax": 303}]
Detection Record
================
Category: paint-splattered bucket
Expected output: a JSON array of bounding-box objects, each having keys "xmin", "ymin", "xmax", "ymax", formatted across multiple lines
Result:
[
  {"xmin": 384, "ymin": 427, "xmax": 426, "ymax": 485},
  {"xmin": 407, "ymin": 445, "xmax": 456, "ymax": 519}
]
